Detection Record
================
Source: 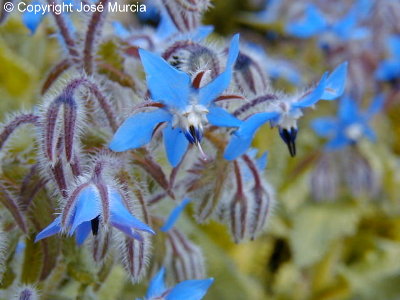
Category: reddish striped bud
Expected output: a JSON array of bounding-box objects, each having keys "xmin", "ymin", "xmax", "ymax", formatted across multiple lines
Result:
[{"xmin": 164, "ymin": 228, "xmax": 205, "ymax": 281}]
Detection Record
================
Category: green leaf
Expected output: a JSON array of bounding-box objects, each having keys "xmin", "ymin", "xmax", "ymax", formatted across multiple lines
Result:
[
  {"xmin": 290, "ymin": 202, "xmax": 361, "ymax": 268},
  {"xmin": 21, "ymin": 234, "xmax": 43, "ymax": 284}
]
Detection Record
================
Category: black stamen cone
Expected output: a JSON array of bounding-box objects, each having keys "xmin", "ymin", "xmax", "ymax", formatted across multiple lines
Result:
[
  {"xmin": 279, "ymin": 127, "xmax": 297, "ymax": 157},
  {"xmin": 185, "ymin": 125, "xmax": 202, "ymax": 144},
  {"xmin": 91, "ymin": 215, "xmax": 100, "ymax": 236}
]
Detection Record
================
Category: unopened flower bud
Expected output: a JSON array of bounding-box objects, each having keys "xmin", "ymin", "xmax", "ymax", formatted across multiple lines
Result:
[
  {"xmin": 13, "ymin": 286, "xmax": 39, "ymax": 300},
  {"xmin": 121, "ymin": 233, "xmax": 151, "ymax": 282},
  {"xmin": 165, "ymin": 228, "xmax": 205, "ymax": 281}
]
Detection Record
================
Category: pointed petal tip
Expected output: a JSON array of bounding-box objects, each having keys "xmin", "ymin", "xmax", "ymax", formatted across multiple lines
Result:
[{"xmin": 160, "ymin": 198, "xmax": 191, "ymax": 232}]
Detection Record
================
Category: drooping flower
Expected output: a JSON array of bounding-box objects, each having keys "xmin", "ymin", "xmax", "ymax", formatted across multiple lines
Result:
[
  {"xmin": 110, "ymin": 34, "xmax": 242, "ymax": 166},
  {"xmin": 375, "ymin": 35, "xmax": 400, "ymax": 81},
  {"xmin": 35, "ymin": 160, "xmax": 154, "ymax": 244},
  {"xmin": 224, "ymin": 62, "xmax": 348, "ymax": 160},
  {"xmin": 140, "ymin": 267, "xmax": 213, "ymax": 300},
  {"xmin": 311, "ymin": 95, "xmax": 384, "ymax": 150}
]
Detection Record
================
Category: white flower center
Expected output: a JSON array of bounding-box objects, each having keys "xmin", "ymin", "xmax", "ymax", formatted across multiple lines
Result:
[
  {"xmin": 345, "ymin": 123, "xmax": 363, "ymax": 141},
  {"xmin": 173, "ymin": 104, "xmax": 209, "ymax": 133}
]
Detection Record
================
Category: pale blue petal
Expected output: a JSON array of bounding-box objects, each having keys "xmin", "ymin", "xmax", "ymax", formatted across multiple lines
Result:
[
  {"xmin": 163, "ymin": 124, "xmax": 189, "ymax": 167},
  {"xmin": 388, "ymin": 36, "xmax": 400, "ymax": 57},
  {"xmin": 70, "ymin": 186, "xmax": 101, "ymax": 233},
  {"xmin": 109, "ymin": 109, "xmax": 172, "ymax": 152},
  {"xmin": 207, "ymin": 106, "xmax": 242, "ymax": 128},
  {"xmin": 161, "ymin": 198, "xmax": 191, "ymax": 232},
  {"xmin": 35, "ymin": 217, "xmax": 61, "ymax": 242},
  {"xmin": 156, "ymin": 12, "xmax": 178, "ymax": 40},
  {"xmin": 147, "ymin": 267, "xmax": 166, "ymax": 299},
  {"xmin": 375, "ymin": 60, "xmax": 400, "ymax": 81},
  {"xmin": 256, "ymin": 151, "xmax": 268, "ymax": 171},
  {"xmin": 254, "ymin": 0, "xmax": 281, "ymax": 23},
  {"xmin": 332, "ymin": 10, "xmax": 358, "ymax": 39},
  {"xmin": 75, "ymin": 222, "xmax": 91, "ymax": 245},
  {"xmin": 339, "ymin": 97, "xmax": 359, "ymax": 123},
  {"xmin": 267, "ymin": 61, "xmax": 302, "ymax": 85},
  {"xmin": 193, "ymin": 26, "xmax": 214, "ymax": 41},
  {"xmin": 110, "ymin": 190, "xmax": 155, "ymax": 234},
  {"xmin": 139, "ymin": 49, "xmax": 190, "ymax": 109},
  {"xmin": 224, "ymin": 112, "xmax": 279, "ymax": 160},
  {"xmin": 292, "ymin": 73, "xmax": 327, "ymax": 108},
  {"xmin": 285, "ymin": 4, "xmax": 326, "ymax": 38},
  {"xmin": 166, "ymin": 278, "xmax": 214, "ymax": 300},
  {"xmin": 325, "ymin": 135, "xmax": 350, "ymax": 150},
  {"xmin": 311, "ymin": 117, "xmax": 337, "ymax": 137},
  {"xmin": 365, "ymin": 94, "xmax": 384, "ymax": 118},
  {"xmin": 348, "ymin": 27, "xmax": 370, "ymax": 40},
  {"xmin": 22, "ymin": 3, "xmax": 45, "ymax": 34},
  {"xmin": 363, "ymin": 126, "xmax": 376, "ymax": 141},
  {"xmin": 199, "ymin": 34, "xmax": 240, "ymax": 106},
  {"xmin": 321, "ymin": 62, "xmax": 348, "ymax": 100},
  {"xmin": 112, "ymin": 223, "xmax": 144, "ymax": 241},
  {"xmin": 113, "ymin": 21, "xmax": 130, "ymax": 39}
]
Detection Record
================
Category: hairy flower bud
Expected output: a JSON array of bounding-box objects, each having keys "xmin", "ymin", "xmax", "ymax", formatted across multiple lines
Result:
[
  {"xmin": 219, "ymin": 152, "xmax": 275, "ymax": 242},
  {"xmin": 343, "ymin": 148, "xmax": 380, "ymax": 197},
  {"xmin": 310, "ymin": 154, "xmax": 339, "ymax": 201},
  {"xmin": 188, "ymin": 159, "xmax": 230, "ymax": 222},
  {"xmin": 13, "ymin": 286, "xmax": 39, "ymax": 300},
  {"xmin": 233, "ymin": 51, "xmax": 270, "ymax": 95},
  {"xmin": 160, "ymin": 0, "xmax": 210, "ymax": 32},
  {"xmin": 91, "ymin": 230, "xmax": 111, "ymax": 263},
  {"xmin": 121, "ymin": 233, "xmax": 151, "ymax": 282},
  {"xmin": 164, "ymin": 228, "xmax": 205, "ymax": 281},
  {"xmin": 0, "ymin": 230, "xmax": 7, "ymax": 283},
  {"xmin": 163, "ymin": 42, "xmax": 220, "ymax": 79},
  {"xmin": 229, "ymin": 192, "xmax": 248, "ymax": 243},
  {"xmin": 41, "ymin": 79, "xmax": 85, "ymax": 166},
  {"xmin": 242, "ymin": 155, "xmax": 275, "ymax": 240}
]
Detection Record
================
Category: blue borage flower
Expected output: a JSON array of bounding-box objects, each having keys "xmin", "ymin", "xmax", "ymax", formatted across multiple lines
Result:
[
  {"xmin": 311, "ymin": 95, "xmax": 384, "ymax": 150},
  {"xmin": 35, "ymin": 184, "xmax": 154, "ymax": 245},
  {"xmin": 139, "ymin": 267, "xmax": 213, "ymax": 300},
  {"xmin": 110, "ymin": 34, "xmax": 241, "ymax": 166},
  {"xmin": 375, "ymin": 35, "xmax": 400, "ymax": 81},
  {"xmin": 286, "ymin": 0, "xmax": 371, "ymax": 47},
  {"xmin": 224, "ymin": 62, "xmax": 348, "ymax": 160}
]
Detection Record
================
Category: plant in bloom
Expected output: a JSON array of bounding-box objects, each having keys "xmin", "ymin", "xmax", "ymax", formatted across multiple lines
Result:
[
  {"xmin": 285, "ymin": 1, "xmax": 371, "ymax": 48},
  {"xmin": 35, "ymin": 156, "xmax": 155, "ymax": 244},
  {"xmin": 6, "ymin": 0, "xmax": 398, "ymax": 298},
  {"xmin": 311, "ymin": 95, "xmax": 383, "ymax": 149},
  {"xmin": 109, "ymin": 34, "xmax": 242, "ymax": 166},
  {"xmin": 309, "ymin": 95, "xmax": 383, "ymax": 201},
  {"xmin": 224, "ymin": 62, "xmax": 348, "ymax": 159}
]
